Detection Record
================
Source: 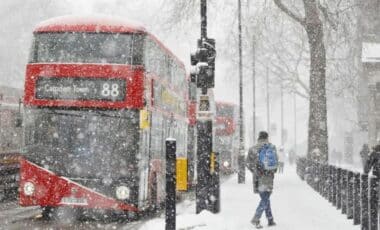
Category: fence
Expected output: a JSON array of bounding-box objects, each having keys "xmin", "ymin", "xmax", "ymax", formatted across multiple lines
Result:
[
  {"xmin": 0, "ymin": 153, "xmax": 20, "ymax": 202},
  {"xmin": 296, "ymin": 157, "xmax": 378, "ymax": 230}
]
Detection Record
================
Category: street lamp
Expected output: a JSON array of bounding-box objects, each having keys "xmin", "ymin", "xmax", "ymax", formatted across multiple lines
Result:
[{"xmin": 237, "ymin": 0, "xmax": 245, "ymax": 184}]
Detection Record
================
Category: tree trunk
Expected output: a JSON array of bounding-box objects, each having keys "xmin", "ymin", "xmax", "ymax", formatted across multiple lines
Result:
[{"xmin": 303, "ymin": 0, "xmax": 328, "ymax": 162}]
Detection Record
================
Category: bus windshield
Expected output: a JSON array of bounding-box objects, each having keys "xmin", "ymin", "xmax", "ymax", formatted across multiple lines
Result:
[
  {"xmin": 29, "ymin": 32, "xmax": 141, "ymax": 64},
  {"xmin": 23, "ymin": 108, "xmax": 139, "ymax": 179}
]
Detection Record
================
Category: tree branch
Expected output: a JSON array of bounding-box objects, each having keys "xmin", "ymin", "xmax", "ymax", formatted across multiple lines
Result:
[
  {"xmin": 273, "ymin": 0, "xmax": 306, "ymax": 27},
  {"xmin": 318, "ymin": 1, "xmax": 337, "ymax": 30}
]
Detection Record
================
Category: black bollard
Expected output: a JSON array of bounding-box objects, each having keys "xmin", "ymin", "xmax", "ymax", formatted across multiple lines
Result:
[
  {"xmin": 361, "ymin": 174, "xmax": 369, "ymax": 230},
  {"xmin": 337, "ymin": 168, "xmax": 342, "ymax": 210},
  {"xmin": 369, "ymin": 177, "xmax": 378, "ymax": 230},
  {"xmin": 328, "ymin": 165, "xmax": 334, "ymax": 203},
  {"xmin": 324, "ymin": 165, "xmax": 329, "ymax": 199},
  {"xmin": 320, "ymin": 164, "xmax": 325, "ymax": 197},
  {"xmin": 165, "ymin": 138, "xmax": 176, "ymax": 230},
  {"xmin": 315, "ymin": 162, "xmax": 319, "ymax": 192},
  {"xmin": 347, "ymin": 171, "xmax": 354, "ymax": 219},
  {"xmin": 353, "ymin": 173, "xmax": 361, "ymax": 225},
  {"xmin": 332, "ymin": 167, "xmax": 337, "ymax": 206},
  {"xmin": 342, "ymin": 169, "xmax": 347, "ymax": 214}
]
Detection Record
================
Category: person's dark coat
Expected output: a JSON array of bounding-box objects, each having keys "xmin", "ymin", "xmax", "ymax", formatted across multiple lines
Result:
[
  {"xmin": 246, "ymin": 139, "xmax": 277, "ymax": 193},
  {"xmin": 364, "ymin": 145, "xmax": 380, "ymax": 177}
]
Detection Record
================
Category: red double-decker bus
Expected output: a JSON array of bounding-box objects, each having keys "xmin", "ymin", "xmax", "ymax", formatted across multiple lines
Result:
[
  {"xmin": 214, "ymin": 101, "xmax": 238, "ymax": 174},
  {"xmin": 19, "ymin": 15, "xmax": 192, "ymax": 218}
]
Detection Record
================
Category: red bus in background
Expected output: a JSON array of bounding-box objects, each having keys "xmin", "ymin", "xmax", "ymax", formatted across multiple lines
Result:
[
  {"xmin": 214, "ymin": 102, "xmax": 238, "ymax": 174},
  {"xmin": 19, "ymin": 15, "xmax": 193, "ymax": 218}
]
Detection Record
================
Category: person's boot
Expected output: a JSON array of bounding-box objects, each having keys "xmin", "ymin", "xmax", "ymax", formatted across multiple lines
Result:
[
  {"xmin": 250, "ymin": 218, "xmax": 263, "ymax": 229},
  {"xmin": 268, "ymin": 218, "xmax": 276, "ymax": 227}
]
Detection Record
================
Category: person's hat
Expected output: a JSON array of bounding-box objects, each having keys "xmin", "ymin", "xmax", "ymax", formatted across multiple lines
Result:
[{"xmin": 258, "ymin": 131, "xmax": 268, "ymax": 140}]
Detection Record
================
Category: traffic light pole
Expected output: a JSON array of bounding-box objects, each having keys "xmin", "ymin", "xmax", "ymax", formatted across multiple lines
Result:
[
  {"xmin": 191, "ymin": 0, "xmax": 219, "ymax": 214},
  {"xmin": 201, "ymin": 0, "xmax": 207, "ymax": 39}
]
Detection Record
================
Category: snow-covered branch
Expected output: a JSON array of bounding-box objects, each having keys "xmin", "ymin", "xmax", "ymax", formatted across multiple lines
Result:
[{"xmin": 273, "ymin": 0, "xmax": 306, "ymax": 27}]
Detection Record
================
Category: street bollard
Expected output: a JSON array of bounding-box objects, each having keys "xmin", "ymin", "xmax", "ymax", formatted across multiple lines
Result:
[
  {"xmin": 328, "ymin": 165, "xmax": 333, "ymax": 203},
  {"xmin": 323, "ymin": 164, "xmax": 327, "ymax": 197},
  {"xmin": 342, "ymin": 169, "xmax": 347, "ymax": 214},
  {"xmin": 333, "ymin": 167, "xmax": 337, "ymax": 207},
  {"xmin": 165, "ymin": 138, "xmax": 176, "ymax": 230},
  {"xmin": 324, "ymin": 165, "xmax": 329, "ymax": 199},
  {"xmin": 314, "ymin": 162, "xmax": 319, "ymax": 192},
  {"xmin": 361, "ymin": 174, "xmax": 369, "ymax": 230},
  {"xmin": 337, "ymin": 168, "xmax": 342, "ymax": 210},
  {"xmin": 347, "ymin": 171, "xmax": 354, "ymax": 219},
  {"xmin": 369, "ymin": 177, "xmax": 378, "ymax": 230},
  {"xmin": 353, "ymin": 173, "xmax": 361, "ymax": 225},
  {"xmin": 317, "ymin": 163, "xmax": 322, "ymax": 195}
]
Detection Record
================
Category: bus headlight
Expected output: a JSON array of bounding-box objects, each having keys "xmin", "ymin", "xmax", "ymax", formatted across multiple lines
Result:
[
  {"xmin": 23, "ymin": 182, "xmax": 35, "ymax": 196},
  {"xmin": 115, "ymin": 186, "xmax": 130, "ymax": 200},
  {"xmin": 223, "ymin": 161, "xmax": 230, "ymax": 167}
]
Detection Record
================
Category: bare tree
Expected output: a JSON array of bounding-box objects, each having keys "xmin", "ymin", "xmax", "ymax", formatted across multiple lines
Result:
[{"xmin": 273, "ymin": 0, "xmax": 328, "ymax": 162}]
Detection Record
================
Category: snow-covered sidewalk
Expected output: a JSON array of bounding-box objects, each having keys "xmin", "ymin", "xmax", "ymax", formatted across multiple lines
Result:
[{"xmin": 139, "ymin": 167, "xmax": 360, "ymax": 230}]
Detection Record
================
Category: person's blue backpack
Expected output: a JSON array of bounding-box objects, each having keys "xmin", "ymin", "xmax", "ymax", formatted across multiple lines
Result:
[{"xmin": 258, "ymin": 144, "xmax": 278, "ymax": 172}]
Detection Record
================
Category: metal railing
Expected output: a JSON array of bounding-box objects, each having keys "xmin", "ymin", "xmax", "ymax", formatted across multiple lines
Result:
[{"xmin": 296, "ymin": 157, "xmax": 378, "ymax": 230}]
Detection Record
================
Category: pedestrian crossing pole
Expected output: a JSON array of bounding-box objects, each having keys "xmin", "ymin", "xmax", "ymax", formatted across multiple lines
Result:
[{"xmin": 190, "ymin": 0, "xmax": 218, "ymax": 214}]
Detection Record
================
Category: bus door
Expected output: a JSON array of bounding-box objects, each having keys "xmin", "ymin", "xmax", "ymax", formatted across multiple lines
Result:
[{"xmin": 138, "ymin": 109, "xmax": 150, "ymax": 207}]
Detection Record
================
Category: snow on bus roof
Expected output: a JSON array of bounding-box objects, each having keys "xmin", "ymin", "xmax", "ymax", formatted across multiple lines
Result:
[
  {"xmin": 34, "ymin": 14, "xmax": 146, "ymax": 33},
  {"xmin": 34, "ymin": 15, "xmax": 185, "ymax": 69}
]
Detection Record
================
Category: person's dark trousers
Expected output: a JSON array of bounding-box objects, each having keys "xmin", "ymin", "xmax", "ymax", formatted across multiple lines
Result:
[{"xmin": 253, "ymin": 191, "xmax": 273, "ymax": 221}]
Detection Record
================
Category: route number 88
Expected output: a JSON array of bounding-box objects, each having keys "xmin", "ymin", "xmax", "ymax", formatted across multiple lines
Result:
[{"xmin": 101, "ymin": 83, "xmax": 119, "ymax": 97}]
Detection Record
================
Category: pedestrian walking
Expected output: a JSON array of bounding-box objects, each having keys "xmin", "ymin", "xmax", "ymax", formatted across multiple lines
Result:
[
  {"xmin": 246, "ymin": 131, "xmax": 278, "ymax": 229},
  {"xmin": 364, "ymin": 143, "xmax": 380, "ymax": 177}
]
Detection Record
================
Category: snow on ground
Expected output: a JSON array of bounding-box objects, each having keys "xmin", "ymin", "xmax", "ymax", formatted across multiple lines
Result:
[{"xmin": 139, "ymin": 166, "xmax": 360, "ymax": 230}]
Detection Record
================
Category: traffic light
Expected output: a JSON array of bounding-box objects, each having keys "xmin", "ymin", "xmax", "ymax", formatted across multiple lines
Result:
[{"xmin": 190, "ymin": 38, "xmax": 216, "ymax": 91}]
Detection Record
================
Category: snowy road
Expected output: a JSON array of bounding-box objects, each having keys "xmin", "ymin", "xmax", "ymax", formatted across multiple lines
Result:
[{"xmin": 140, "ymin": 166, "xmax": 360, "ymax": 230}]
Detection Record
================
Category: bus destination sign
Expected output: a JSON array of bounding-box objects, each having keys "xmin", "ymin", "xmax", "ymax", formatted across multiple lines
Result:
[{"xmin": 35, "ymin": 77, "xmax": 126, "ymax": 101}]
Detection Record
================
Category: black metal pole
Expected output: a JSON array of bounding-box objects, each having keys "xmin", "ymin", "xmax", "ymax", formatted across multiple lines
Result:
[
  {"xmin": 193, "ymin": 0, "xmax": 217, "ymax": 214},
  {"xmin": 323, "ymin": 164, "xmax": 328, "ymax": 199},
  {"xmin": 252, "ymin": 37, "xmax": 256, "ymax": 145},
  {"xmin": 328, "ymin": 165, "xmax": 333, "ymax": 203},
  {"xmin": 342, "ymin": 169, "xmax": 347, "ymax": 214},
  {"xmin": 332, "ymin": 166, "xmax": 337, "ymax": 206},
  {"xmin": 369, "ymin": 177, "xmax": 378, "ymax": 230},
  {"xmin": 347, "ymin": 171, "xmax": 354, "ymax": 219},
  {"xmin": 361, "ymin": 174, "xmax": 369, "ymax": 230},
  {"xmin": 353, "ymin": 172, "xmax": 361, "ymax": 225},
  {"xmin": 165, "ymin": 139, "xmax": 176, "ymax": 230},
  {"xmin": 237, "ymin": 0, "xmax": 245, "ymax": 184},
  {"xmin": 201, "ymin": 0, "xmax": 207, "ymax": 39},
  {"xmin": 196, "ymin": 117, "xmax": 213, "ymax": 214},
  {"xmin": 337, "ymin": 168, "xmax": 342, "ymax": 210}
]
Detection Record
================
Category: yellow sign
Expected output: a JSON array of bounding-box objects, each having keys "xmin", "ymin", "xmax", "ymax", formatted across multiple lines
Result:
[
  {"xmin": 139, "ymin": 109, "xmax": 150, "ymax": 129},
  {"xmin": 176, "ymin": 158, "xmax": 188, "ymax": 191}
]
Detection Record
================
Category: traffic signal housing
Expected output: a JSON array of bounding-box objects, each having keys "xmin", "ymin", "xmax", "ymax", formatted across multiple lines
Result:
[{"xmin": 190, "ymin": 38, "xmax": 216, "ymax": 91}]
